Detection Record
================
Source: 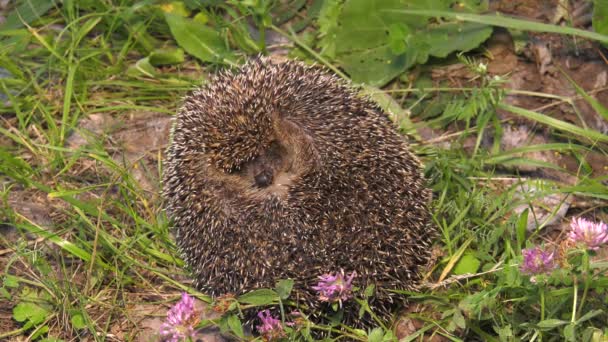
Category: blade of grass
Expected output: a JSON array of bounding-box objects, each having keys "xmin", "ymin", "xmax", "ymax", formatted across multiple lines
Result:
[
  {"xmin": 15, "ymin": 213, "xmax": 111, "ymax": 270},
  {"xmin": 498, "ymin": 103, "xmax": 608, "ymax": 143},
  {"xmin": 387, "ymin": 10, "xmax": 608, "ymax": 44},
  {"xmin": 559, "ymin": 68, "xmax": 608, "ymax": 122}
]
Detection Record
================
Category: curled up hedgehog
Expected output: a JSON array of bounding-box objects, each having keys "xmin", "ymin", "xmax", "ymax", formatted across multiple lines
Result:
[{"xmin": 162, "ymin": 57, "xmax": 436, "ymax": 329}]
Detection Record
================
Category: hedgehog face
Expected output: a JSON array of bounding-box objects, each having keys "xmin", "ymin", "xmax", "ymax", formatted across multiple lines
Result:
[{"xmin": 236, "ymin": 140, "xmax": 293, "ymax": 190}]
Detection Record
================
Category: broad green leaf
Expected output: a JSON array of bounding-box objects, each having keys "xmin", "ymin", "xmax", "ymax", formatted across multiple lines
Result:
[
  {"xmin": 71, "ymin": 312, "xmax": 87, "ymax": 329},
  {"xmin": 332, "ymin": 0, "xmax": 490, "ymax": 85},
  {"xmin": 164, "ymin": 13, "xmax": 235, "ymax": 65},
  {"xmin": 426, "ymin": 22, "xmax": 493, "ymax": 58},
  {"xmin": 452, "ymin": 252, "xmax": 481, "ymax": 275},
  {"xmin": 226, "ymin": 314, "xmax": 244, "ymax": 338},
  {"xmin": 275, "ymin": 279, "xmax": 294, "ymax": 300},
  {"xmin": 237, "ymin": 289, "xmax": 279, "ymax": 305},
  {"xmin": 13, "ymin": 301, "xmax": 50, "ymax": 325},
  {"xmin": 368, "ymin": 327, "xmax": 384, "ymax": 342},
  {"xmin": 149, "ymin": 48, "xmax": 185, "ymax": 66},
  {"xmin": 3, "ymin": 274, "xmax": 20, "ymax": 288},
  {"xmin": 0, "ymin": 0, "xmax": 56, "ymax": 30},
  {"xmin": 160, "ymin": 1, "xmax": 191, "ymax": 17},
  {"xmin": 317, "ymin": 0, "xmax": 343, "ymax": 58}
]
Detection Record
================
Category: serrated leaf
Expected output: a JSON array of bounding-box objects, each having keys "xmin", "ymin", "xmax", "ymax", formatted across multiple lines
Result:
[
  {"xmin": 226, "ymin": 314, "xmax": 244, "ymax": 338},
  {"xmin": 164, "ymin": 13, "xmax": 234, "ymax": 64},
  {"xmin": 275, "ymin": 279, "xmax": 294, "ymax": 300},
  {"xmin": 237, "ymin": 289, "xmax": 279, "ymax": 305},
  {"xmin": 13, "ymin": 302, "xmax": 50, "ymax": 325},
  {"xmin": 453, "ymin": 253, "xmax": 481, "ymax": 275}
]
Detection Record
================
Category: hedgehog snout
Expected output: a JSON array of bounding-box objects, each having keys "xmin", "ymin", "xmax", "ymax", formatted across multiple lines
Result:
[{"xmin": 254, "ymin": 169, "xmax": 274, "ymax": 188}]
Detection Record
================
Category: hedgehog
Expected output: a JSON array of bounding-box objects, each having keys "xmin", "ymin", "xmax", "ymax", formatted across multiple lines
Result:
[{"xmin": 162, "ymin": 57, "xmax": 436, "ymax": 329}]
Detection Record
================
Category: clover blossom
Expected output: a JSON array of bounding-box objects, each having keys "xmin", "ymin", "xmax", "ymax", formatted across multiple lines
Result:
[
  {"xmin": 257, "ymin": 310, "xmax": 286, "ymax": 341},
  {"xmin": 568, "ymin": 217, "xmax": 608, "ymax": 251},
  {"xmin": 312, "ymin": 269, "xmax": 356, "ymax": 304},
  {"xmin": 520, "ymin": 246, "xmax": 556, "ymax": 277},
  {"xmin": 160, "ymin": 292, "xmax": 198, "ymax": 342}
]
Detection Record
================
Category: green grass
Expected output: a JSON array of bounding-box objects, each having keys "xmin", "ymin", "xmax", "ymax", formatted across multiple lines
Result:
[{"xmin": 1, "ymin": 1, "xmax": 607, "ymax": 341}]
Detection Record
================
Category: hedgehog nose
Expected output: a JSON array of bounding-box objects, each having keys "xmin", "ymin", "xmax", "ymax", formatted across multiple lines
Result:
[{"xmin": 254, "ymin": 169, "xmax": 274, "ymax": 188}]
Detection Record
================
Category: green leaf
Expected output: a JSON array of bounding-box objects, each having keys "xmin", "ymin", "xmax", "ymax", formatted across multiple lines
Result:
[
  {"xmin": 594, "ymin": 0, "xmax": 608, "ymax": 46},
  {"xmin": 31, "ymin": 325, "xmax": 49, "ymax": 340},
  {"xmin": 516, "ymin": 208, "xmax": 528, "ymax": 250},
  {"xmin": 0, "ymin": 0, "xmax": 56, "ymax": 30},
  {"xmin": 317, "ymin": 0, "xmax": 344, "ymax": 58},
  {"xmin": 164, "ymin": 13, "xmax": 235, "ymax": 65},
  {"xmin": 563, "ymin": 323, "xmax": 576, "ymax": 341},
  {"xmin": 275, "ymin": 279, "xmax": 294, "ymax": 300},
  {"xmin": 226, "ymin": 314, "xmax": 244, "ymax": 338},
  {"xmin": 3, "ymin": 274, "xmax": 20, "ymax": 288},
  {"xmin": 237, "ymin": 289, "xmax": 279, "ymax": 305},
  {"xmin": 161, "ymin": 1, "xmax": 191, "ymax": 17},
  {"xmin": 368, "ymin": 327, "xmax": 384, "ymax": 342},
  {"xmin": 425, "ymin": 22, "xmax": 492, "ymax": 58},
  {"xmin": 452, "ymin": 252, "xmax": 481, "ymax": 275},
  {"xmin": 387, "ymin": 23, "xmax": 409, "ymax": 54},
  {"xmin": 363, "ymin": 283, "xmax": 375, "ymax": 298},
  {"xmin": 576, "ymin": 309, "xmax": 603, "ymax": 324},
  {"xmin": 13, "ymin": 301, "xmax": 50, "ymax": 325},
  {"xmin": 392, "ymin": 9, "xmax": 608, "ymax": 45},
  {"xmin": 331, "ymin": 0, "xmax": 491, "ymax": 85},
  {"xmin": 71, "ymin": 312, "xmax": 87, "ymax": 329},
  {"xmin": 537, "ymin": 319, "xmax": 568, "ymax": 329},
  {"xmin": 126, "ymin": 57, "xmax": 157, "ymax": 78},
  {"xmin": 149, "ymin": 48, "xmax": 185, "ymax": 66}
]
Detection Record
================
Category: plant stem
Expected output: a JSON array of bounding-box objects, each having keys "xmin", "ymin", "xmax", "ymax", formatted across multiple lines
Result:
[
  {"xmin": 571, "ymin": 276, "xmax": 578, "ymax": 323},
  {"xmin": 577, "ymin": 250, "xmax": 591, "ymax": 318}
]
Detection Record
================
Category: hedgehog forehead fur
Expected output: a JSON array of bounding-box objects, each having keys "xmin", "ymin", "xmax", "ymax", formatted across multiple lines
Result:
[{"xmin": 163, "ymin": 57, "xmax": 436, "ymax": 324}]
